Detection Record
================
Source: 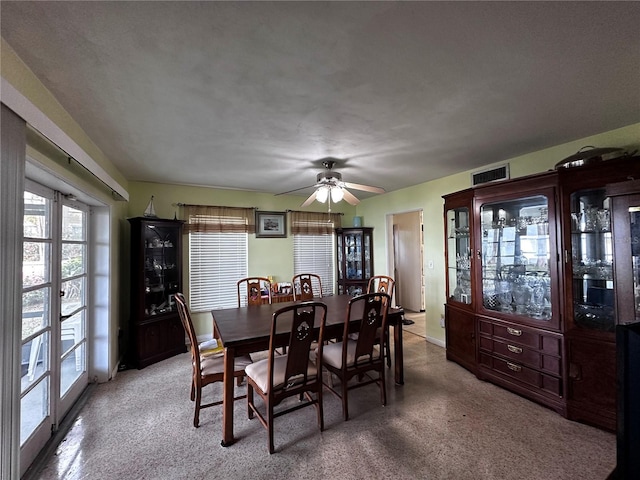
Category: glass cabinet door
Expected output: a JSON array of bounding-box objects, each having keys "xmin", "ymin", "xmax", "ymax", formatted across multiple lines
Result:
[
  {"xmin": 446, "ymin": 207, "xmax": 472, "ymax": 305},
  {"xmin": 143, "ymin": 223, "xmax": 180, "ymax": 317},
  {"xmin": 480, "ymin": 195, "xmax": 553, "ymax": 322},
  {"xmin": 570, "ymin": 188, "xmax": 614, "ymax": 331},
  {"xmin": 345, "ymin": 231, "xmax": 363, "ymax": 280},
  {"xmin": 627, "ymin": 205, "xmax": 640, "ymax": 323}
]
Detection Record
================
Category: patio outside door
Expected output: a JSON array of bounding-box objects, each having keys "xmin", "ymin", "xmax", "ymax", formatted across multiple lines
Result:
[{"xmin": 20, "ymin": 181, "xmax": 89, "ymax": 473}]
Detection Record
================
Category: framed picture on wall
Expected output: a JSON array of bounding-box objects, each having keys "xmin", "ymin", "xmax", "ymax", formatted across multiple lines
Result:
[{"xmin": 256, "ymin": 211, "xmax": 287, "ymax": 238}]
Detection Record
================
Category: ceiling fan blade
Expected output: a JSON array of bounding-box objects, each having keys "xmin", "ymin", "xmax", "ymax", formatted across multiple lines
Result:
[
  {"xmin": 342, "ymin": 188, "xmax": 360, "ymax": 206},
  {"xmin": 275, "ymin": 184, "xmax": 318, "ymax": 196},
  {"xmin": 301, "ymin": 191, "xmax": 318, "ymax": 207},
  {"xmin": 343, "ymin": 182, "xmax": 386, "ymax": 194}
]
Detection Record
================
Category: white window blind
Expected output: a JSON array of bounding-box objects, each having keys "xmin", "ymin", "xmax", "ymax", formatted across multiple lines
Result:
[
  {"xmin": 294, "ymin": 234, "xmax": 335, "ymax": 296},
  {"xmin": 189, "ymin": 232, "xmax": 247, "ymax": 312}
]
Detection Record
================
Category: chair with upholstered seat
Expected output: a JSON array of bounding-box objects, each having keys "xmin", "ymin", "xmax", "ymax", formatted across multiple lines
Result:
[
  {"xmin": 237, "ymin": 276, "xmax": 272, "ymax": 306},
  {"xmin": 368, "ymin": 275, "xmax": 395, "ymax": 367},
  {"xmin": 245, "ymin": 301, "xmax": 327, "ymax": 453},
  {"xmin": 175, "ymin": 293, "xmax": 253, "ymax": 428},
  {"xmin": 322, "ymin": 292, "xmax": 390, "ymax": 421},
  {"xmin": 292, "ymin": 273, "xmax": 323, "ymax": 301}
]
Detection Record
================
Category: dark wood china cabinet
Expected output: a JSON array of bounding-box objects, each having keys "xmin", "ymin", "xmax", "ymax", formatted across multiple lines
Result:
[
  {"xmin": 336, "ymin": 227, "xmax": 373, "ymax": 296},
  {"xmin": 128, "ymin": 217, "xmax": 186, "ymax": 368},
  {"xmin": 444, "ymin": 155, "xmax": 640, "ymax": 431}
]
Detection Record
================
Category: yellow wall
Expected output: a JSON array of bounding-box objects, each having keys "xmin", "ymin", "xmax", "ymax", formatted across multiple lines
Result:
[
  {"xmin": 356, "ymin": 123, "xmax": 640, "ymax": 342},
  {"xmin": 127, "ymin": 181, "xmax": 356, "ymax": 333}
]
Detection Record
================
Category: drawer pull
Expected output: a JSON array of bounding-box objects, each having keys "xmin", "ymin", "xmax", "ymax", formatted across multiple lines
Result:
[
  {"xmin": 507, "ymin": 362, "xmax": 522, "ymax": 372},
  {"xmin": 506, "ymin": 327, "xmax": 522, "ymax": 336},
  {"xmin": 507, "ymin": 344, "xmax": 523, "ymax": 354}
]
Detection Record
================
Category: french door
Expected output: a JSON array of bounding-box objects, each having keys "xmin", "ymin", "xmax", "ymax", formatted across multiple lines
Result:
[{"xmin": 20, "ymin": 180, "xmax": 89, "ymax": 471}]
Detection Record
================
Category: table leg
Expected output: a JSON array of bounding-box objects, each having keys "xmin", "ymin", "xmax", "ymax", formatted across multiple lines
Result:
[
  {"xmin": 394, "ymin": 319, "xmax": 404, "ymax": 385},
  {"xmin": 221, "ymin": 346, "xmax": 235, "ymax": 446}
]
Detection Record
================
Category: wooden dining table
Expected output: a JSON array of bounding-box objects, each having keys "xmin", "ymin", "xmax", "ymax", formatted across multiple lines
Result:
[{"xmin": 211, "ymin": 294, "xmax": 405, "ymax": 447}]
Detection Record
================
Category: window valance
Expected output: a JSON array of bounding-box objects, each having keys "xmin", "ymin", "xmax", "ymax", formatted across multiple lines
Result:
[
  {"xmin": 290, "ymin": 211, "xmax": 342, "ymax": 235},
  {"xmin": 183, "ymin": 205, "xmax": 256, "ymax": 233}
]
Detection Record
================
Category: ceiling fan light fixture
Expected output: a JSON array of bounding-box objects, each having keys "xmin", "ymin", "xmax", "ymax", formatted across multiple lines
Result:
[
  {"xmin": 331, "ymin": 186, "xmax": 344, "ymax": 203},
  {"xmin": 316, "ymin": 186, "xmax": 329, "ymax": 203}
]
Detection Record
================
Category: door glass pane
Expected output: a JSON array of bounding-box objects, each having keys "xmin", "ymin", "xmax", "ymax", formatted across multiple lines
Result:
[
  {"xmin": 629, "ymin": 206, "xmax": 640, "ymax": 322},
  {"xmin": 447, "ymin": 207, "xmax": 471, "ymax": 304},
  {"xmin": 61, "ymin": 243, "xmax": 85, "ymax": 278},
  {"xmin": 61, "ymin": 277, "xmax": 85, "ymax": 316},
  {"xmin": 20, "ymin": 376, "xmax": 49, "ymax": 445},
  {"xmin": 62, "ymin": 205, "xmax": 85, "ymax": 241},
  {"xmin": 571, "ymin": 189, "xmax": 614, "ymax": 331},
  {"xmin": 24, "ymin": 191, "xmax": 50, "ymax": 238},
  {"xmin": 23, "ymin": 242, "xmax": 51, "ymax": 286},
  {"xmin": 481, "ymin": 195, "xmax": 551, "ymax": 320},
  {"xmin": 60, "ymin": 311, "xmax": 85, "ymax": 396}
]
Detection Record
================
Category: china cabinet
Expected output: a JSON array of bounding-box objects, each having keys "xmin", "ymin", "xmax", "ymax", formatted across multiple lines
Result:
[
  {"xmin": 336, "ymin": 227, "xmax": 373, "ymax": 296},
  {"xmin": 443, "ymin": 155, "xmax": 640, "ymax": 429},
  {"xmin": 443, "ymin": 189, "xmax": 476, "ymax": 373},
  {"xmin": 606, "ymin": 179, "xmax": 640, "ymax": 478},
  {"xmin": 128, "ymin": 217, "xmax": 186, "ymax": 368}
]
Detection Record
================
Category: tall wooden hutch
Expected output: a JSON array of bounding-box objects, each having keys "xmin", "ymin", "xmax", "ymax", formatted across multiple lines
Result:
[
  {"xmin": 443, "ymin": 156, "xmax": 640, "ymax": 431},
  {"xmin": 128, "ymin": 217, "xmax": 186, "ymax": 368}
]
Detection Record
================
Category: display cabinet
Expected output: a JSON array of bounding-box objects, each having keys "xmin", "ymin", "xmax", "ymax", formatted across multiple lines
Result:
[
  {"xmin": 473, "ymin": 174, "xmax": 565, "ymax": 415},
  {"xmin": 443, "ymin": 189, "xmax": 476, "ymax": 373},
  {"xmin": 128, "ymin": 217, "xmax": 186, "ymax": 369},
  {"xmin": 443, "ymin": 156, "xmax": 640, "ymax": 429},
  {"xmin": 607, "ymin": 179, "xmax": 640, "ymax": 478},
  {"xmin": 559, "ymin": 158, "xmax": 640, "ymax": 431},
  {"xmin": 336, "ymin": 227, "xmax": 373, "ymax": 296}
]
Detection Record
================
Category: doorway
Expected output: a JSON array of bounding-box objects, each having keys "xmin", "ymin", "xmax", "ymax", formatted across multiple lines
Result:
[
  {"xmin": 20, "ymin": 180, "xmax": 90, "ymax": 472},
  {"xmin": 388, "ymin": 210, "xmax": 425, "ymax": 333}
]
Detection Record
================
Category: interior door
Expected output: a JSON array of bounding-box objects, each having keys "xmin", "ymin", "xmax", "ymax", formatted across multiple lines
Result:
[
  {"xmin": 392, "ymin": 211, "xmax": 424, "ymax": 311},
  {"xmin": 20, "ymin": 181, "xmax": 89, "ymax": 473}
]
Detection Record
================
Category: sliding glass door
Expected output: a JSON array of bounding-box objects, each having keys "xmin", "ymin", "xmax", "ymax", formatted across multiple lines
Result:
[{"xmin": 20, "ymin": 181, "xmax": 89, "ymax": 469}]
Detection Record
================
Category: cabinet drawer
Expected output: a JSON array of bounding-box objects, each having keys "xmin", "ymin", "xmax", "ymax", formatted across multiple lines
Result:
[
  {"xmin": 478, "ymin": 318, "xmax": 561, "ymax": 355},
  {"xmin": 479, "ymin": 352, "xmax": 562, "ymax": 397},
  {"xmin": 479, "ymin": 337, "xmax": 561, "ymax": 376}
]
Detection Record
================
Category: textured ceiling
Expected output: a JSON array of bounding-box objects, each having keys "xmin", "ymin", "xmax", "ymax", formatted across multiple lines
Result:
[{"xmin": 2, "ymin": 1, "xmax": 640, "ymax": 201}]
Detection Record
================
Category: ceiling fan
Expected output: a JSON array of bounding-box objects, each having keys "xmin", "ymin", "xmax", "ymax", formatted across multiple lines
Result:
[{"xmin": 276, "ymin": 160, "xmax": 386, "ymax": 207}]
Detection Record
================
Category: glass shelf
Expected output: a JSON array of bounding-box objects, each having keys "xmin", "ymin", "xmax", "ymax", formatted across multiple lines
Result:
[
  {"xmin": 570, "ymin": 189, "xmax": 614, "ymax": 332},
  {"xmin": 446, "ymin": 207, "xmax": 472, "ymax": 304},
  {"xmin": 479, "ymin": 195, "xmax": 552, "ymax": 320}
]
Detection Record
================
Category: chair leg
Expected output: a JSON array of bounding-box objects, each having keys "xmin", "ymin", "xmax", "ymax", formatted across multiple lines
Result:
[
  {"xmin": 317, "ymin": 387, "xmax": 324, "ymax": 431},
  {"xmin": 193, "ymin": 385, "xmax": 201, "ymax": 428},
  {"xmin": 190, "ymin": 379, "xmax": 195, "ymax": 401},
  {"xmin": 385, "ymin": 342, "xmax": 391, "ymax": 368},
  {"xmin": 341, "ymin": 375, "xmax": 349, "ymax": 421},
  {"xmin": 380, "ymin": 366, "xmax": 387, "ymax": 406},
  {"xmin": 247, "ymin": 384, "xmax": 254, "ymax": 419},
  {"xmin": 268, "ymin": 400, "xmax": 275, "ymax": 454}
]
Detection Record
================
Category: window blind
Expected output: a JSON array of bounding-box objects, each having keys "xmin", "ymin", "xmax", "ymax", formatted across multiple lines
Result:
[
  {"xmin": 189, "ymin": 231, "xmax": 247, "ymax": 312},
  {"xmin": 293, "ymin": 234, "xmax": 335, "ymax": 296}
]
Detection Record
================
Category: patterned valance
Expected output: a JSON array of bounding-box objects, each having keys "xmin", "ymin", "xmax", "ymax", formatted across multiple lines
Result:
[
  {"xmin": 183, "ymin": 205, "xmax": 256, "ymax": 233},
  {"xmin": 290, "ymin": 211, "xmax": 342, "ymax": 235}
]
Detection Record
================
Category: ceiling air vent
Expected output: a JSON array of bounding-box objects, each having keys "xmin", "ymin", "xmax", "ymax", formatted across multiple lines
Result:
[{"xmin": 471, "ymin": 164, "xmax": 510, "ymax": 186}]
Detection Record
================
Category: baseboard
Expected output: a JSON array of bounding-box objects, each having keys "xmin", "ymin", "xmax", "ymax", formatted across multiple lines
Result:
[{"xmin": 426, "ymin": 336, "xmax": 445, "ymax": 348}]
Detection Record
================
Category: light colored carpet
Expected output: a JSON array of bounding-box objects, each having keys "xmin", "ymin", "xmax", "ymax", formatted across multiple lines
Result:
[{"xmin": 33, "ymin": 335, "xmax": 615, "ymax": 480}]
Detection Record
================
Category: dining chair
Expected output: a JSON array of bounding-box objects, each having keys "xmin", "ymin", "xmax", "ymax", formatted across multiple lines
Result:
[
  {"xmin": 322, "ymin": 292, "xmax": 390, "ymax": 421},
  {"xmin": 245, "ymin": 301, "xmax": 327, "ymax": 453},
  {"xmin": 175, "ymin": 293, "xmax": 253, "ymax": 428},
  {"xmin": 292, "ymin": 273, "xmax": 323, "ymax": 301},
  {"xmin": 237, "ymin": 276, "xmax": 272, "ymax": 306},
  {"xmin": 368, "ymin": 275, "xmax": 395, "ymax": 367}
]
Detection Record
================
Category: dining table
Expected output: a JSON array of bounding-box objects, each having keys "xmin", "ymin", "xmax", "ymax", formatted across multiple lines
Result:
[{"xmin": 211, "ymin": 294, "xmax": 405, "ymax": 447}]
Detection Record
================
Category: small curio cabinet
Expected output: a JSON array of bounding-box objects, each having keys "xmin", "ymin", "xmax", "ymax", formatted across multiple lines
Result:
[
  {"xmin": 128, "ymin": 217, "xmax": 186, "ymax": 368},
  {"xmin": 443, "ymin": 189, "xmax": 476, "ymax": 373},
  {"xmin": 336, "ymin": 227, "xmax": 373, "ymax": 296}
]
